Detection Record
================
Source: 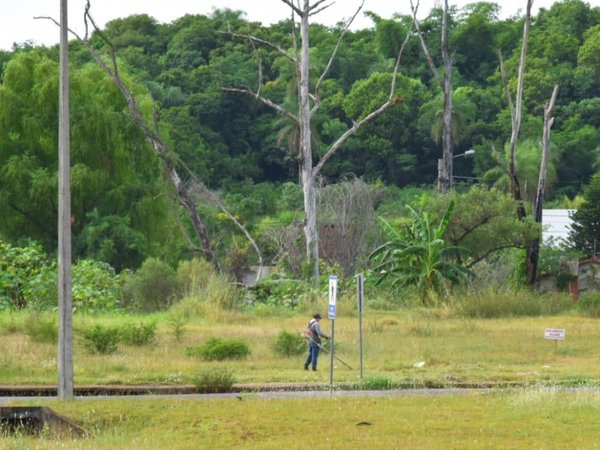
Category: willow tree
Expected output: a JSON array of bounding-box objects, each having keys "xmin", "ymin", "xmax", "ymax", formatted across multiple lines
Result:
[{"xmin": 225, "ymin": 0, "xmax": 411, "ymax": 278}]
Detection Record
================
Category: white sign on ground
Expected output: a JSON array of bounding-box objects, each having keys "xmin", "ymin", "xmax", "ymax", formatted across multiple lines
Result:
[{"xmin": 544, "ymin": 328, "xmax": 566, "ymax": 340}]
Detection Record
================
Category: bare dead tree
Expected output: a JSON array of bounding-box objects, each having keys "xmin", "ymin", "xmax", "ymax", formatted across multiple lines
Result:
[
  {"xmin": 224, "ymin": 0, "xmax": 411, "ymax": 279},
  {"xmin": 498, "ymin": 0, "xmax": 534, "ymax": 221},
  {"xmin": 526, "ymin": 84, "xmax": 559, "ymax": 285},
  {"xmin": 316, "ymin": 177, "xmax": 381, "ymax": 275},
  {"xmin": 410, "ymin": 0, "xmax": 454, "ymax": 193}
]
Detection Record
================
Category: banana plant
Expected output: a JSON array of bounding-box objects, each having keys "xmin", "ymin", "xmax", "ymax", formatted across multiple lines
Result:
[{"xmin": 369, "ymin": 200, "xmax": 471, "ymax": 297}]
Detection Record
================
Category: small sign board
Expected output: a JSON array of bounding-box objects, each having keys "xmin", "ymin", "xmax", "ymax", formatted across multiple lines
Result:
[
  {"xmin": 544, "ymin": 328, "xmax": 565, "ymax": 340},
  {"xmin": 328, "ymin": 275, "xmax": 337, "ymax": 320}
]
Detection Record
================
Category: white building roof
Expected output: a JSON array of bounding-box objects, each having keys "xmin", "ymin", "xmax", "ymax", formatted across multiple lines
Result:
[{"xmin": 542, "ymin": 209, "xmax": 575, "ymax": 246}]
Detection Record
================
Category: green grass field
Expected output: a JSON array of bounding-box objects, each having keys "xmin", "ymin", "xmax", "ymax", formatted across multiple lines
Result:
[
  {"xmin": 0, "ymin": 308, "xmax": 598, "ymax": 387},
  {"xmin": 3, "ymin": 388, "xmax": 600, "ymax": 449},
  {"xmin": 2, "ymin": 306, "xmax": 600, "ymax": 448}
]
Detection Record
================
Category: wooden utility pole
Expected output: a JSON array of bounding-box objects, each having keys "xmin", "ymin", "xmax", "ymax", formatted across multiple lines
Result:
[{"xmin": 58, "ymin": 0, "xmax": 74, "ymax": 400}]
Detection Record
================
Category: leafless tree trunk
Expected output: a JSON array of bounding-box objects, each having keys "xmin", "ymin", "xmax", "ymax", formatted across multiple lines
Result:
[
  {"xmin": 411, "ymin": 0, "xmax": 454, "ymax": 193},
  {"xmin": 526, "ymin": 84, "xmax": 559, "ymax": 285},
  {"xmin": 499, "ymin": 0, "xmax": 533, "ymax": 221},
  {"xmin": 225, "ymin": 0, "xmax": 410, "ymax": 279},
  {"xmin": 40, "ymin": 2, "xmax": 222, "ymax": 271}
]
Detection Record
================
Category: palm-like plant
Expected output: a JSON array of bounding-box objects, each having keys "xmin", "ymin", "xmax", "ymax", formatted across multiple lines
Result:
[{"xmin": 369, "ymin": 201, "xmax": 471, "ymax": 297}]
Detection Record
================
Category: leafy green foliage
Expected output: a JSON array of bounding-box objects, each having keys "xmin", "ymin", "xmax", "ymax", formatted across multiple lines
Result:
[
  {"xmin": 192, "ymin": 367, "xmax": 235, "ymax": 393},
  {"xmin": 370, "ymin": 201, "xmax": 471, "ymax": 298},
  {"xmin": 272, "ymin": 330, "xmax": 306, "ymax": 357},
  {"xmin": 569, "ymin": 172, "xmax": 600, "ymax": 257},
  {"xmin": 0, "ymin": 240, "xmax": 52, "ymax": 309},
  {"xmin": 81, "ymin": 325, "xmax": 120, "ymax": 354},
  {"xmin": 123, "ymin": 258, "xmax": 179, "ymax": 312},
  {"xmin": 424, "ymin": 186, "xmax": 541, "ymax": 266},
  {"xmin": 118, "ymin": 321, "xmax": 157, "ymax": 346},
  {"xmin": 186, "ymin": 337, "xmax": 250, "ymax": 361}
]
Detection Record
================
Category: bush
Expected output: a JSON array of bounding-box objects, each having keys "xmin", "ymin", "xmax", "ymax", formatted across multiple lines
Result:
[
  {"xmin": 578, "ymin": 292, "xmax": 600, "ymax": 317},
  {"xmin": 272, "ymin": 330, "xmax": 306, "ymax": 357},
  {"xmin": 186, "ymin": 337, "xmax": 250, "ymax": 361},
  {"xmin": 192, "ymin": 367, "xmax": 235, "ymax": 393},
  {"xmin": 23, "ymin": 312, "xmax": 57, "ymax": 343},
  {"xmin": 249, "ymin": 278, "xmax": 317, "ymax": 309},
  {"xmin": 124, "ymin": 258, "xmax": 179, "ymax": 312},
  {"xmin": 81, "ymin": 325, "xmax": 120, "ymax": 354},
  {"xmin": 118, "ymin": 321, "xmax": 156, "ymax": 346}
]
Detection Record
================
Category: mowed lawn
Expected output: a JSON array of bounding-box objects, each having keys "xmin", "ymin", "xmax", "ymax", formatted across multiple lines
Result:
[{"xmin": 3, "ymin": 388, "xmax": 600, "ymax": 449}]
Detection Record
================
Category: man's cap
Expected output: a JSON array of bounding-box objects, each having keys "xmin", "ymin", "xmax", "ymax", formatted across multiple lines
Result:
[{"xmin": 313, "ymin": 313, "xmax": 322, "ymax": 319}]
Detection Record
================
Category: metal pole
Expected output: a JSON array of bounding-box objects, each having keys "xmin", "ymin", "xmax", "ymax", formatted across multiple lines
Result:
[
  {"xmin": 329, "ymin": 319, "xmax": 335, "ymax": 390},
  {"xmin": 58, "ymin": 0, "xmax": 73, "ymax": 400},
  {"xmin": 357, "ymin": 274, "xmax": 364, "ymax": 379}
]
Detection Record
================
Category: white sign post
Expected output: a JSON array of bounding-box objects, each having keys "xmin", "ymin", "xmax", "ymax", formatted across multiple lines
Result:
[
  {"xmin": 544, "ymin": 328, "xmax": 565, "ymax": 351},
  {"xmin": 328, "ymin": 275, "xmax": 337, "ymax": 389}
]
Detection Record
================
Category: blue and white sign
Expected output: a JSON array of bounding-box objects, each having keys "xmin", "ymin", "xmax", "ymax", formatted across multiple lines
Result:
[{"xmin": 328, "ymin": 275, "xmax": 337, "ymax": 319}]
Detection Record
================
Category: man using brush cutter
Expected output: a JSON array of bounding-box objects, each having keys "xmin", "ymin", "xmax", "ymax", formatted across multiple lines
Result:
[{"xmin": 303, "ymin": 313, "xmax": 330, "ymax": 371}]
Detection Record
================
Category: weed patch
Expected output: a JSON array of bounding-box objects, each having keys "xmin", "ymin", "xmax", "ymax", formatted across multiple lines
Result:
[
  {"xmin": 186, "ymin": 337, "xmax": 250, "ymax": 361},
  {"xmin": 272, "ymin": 330, "xmax": 305, "ymax": 357},
  {"xmin": 118, "ymin": 321, "xmax": 156, "ymax": 346},
  {"xmin": 23, "ymin": 312, "xmax": 57, "ymax": 343},
  {"xmin": 81, "ymin": 325, "xmax": 120, "ymax": 354},
  {"xmin": 192, "ymin": 367, "xmax": 235, "ymax": 393}
]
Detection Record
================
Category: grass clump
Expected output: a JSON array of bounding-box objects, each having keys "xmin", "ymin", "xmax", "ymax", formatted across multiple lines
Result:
[
  {"xmin": 578, "ymin": 292, "xmax": 600, "ymax": 317},
  {"xmin": 192, "ymin": 366, "xmax": 236, "ymax": 393},
  {"xmin": 453, "ymin": 288, "xmax": 573, "ymax": 318},
  {"xmin": 81, "ymin": 324, "xmax": 120, "ymax": 354},
  {"xmin": 186, "ymin": 337, "xmax": 250, "ymax": 361},
  {"xmin": 272, "ymin": 330, "xmax": 306, "ymax": 357},
  {"xmin": 23, "ymin": 312, "xmax": 57, "ymax": 343},
  {"xmin": 357, "ymin": 375, "xmax": 399, "ymax": 390},
  {"xmin": 118, "ymin": 321, "xmax": 156, "ymax": 346}
]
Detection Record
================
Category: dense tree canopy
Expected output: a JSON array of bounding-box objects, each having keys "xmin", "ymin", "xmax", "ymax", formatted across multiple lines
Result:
[{"xmin": 0, "ymin": 0, "xmax": 599, "ymax": 273}]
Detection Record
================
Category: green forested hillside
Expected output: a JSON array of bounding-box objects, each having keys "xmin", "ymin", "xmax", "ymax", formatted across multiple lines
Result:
[{"xmin": 1, "ymin": 0, "xmax": 599, "ymax": 276}]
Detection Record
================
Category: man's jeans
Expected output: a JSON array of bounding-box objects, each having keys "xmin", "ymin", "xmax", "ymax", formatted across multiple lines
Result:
[{"xmin": 304, "ymin": 343, "xmax": 320, "ymax": 370}]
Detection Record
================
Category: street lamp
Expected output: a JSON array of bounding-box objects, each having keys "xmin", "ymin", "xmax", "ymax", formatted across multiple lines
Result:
[
  {"xmin": 438, "ymin": 149, "xmax": 475, "ymax": 190},
  {"xmin": 454, "ymin": 149, "xmax": 475, "ymax": 159}
]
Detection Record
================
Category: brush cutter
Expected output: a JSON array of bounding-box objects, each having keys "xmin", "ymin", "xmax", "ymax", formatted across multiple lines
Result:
[{"xmin": 309, "ymin": 337, "xmax": 353, "ymax": 370}]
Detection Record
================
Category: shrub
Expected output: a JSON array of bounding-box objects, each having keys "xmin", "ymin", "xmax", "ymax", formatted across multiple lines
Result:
[
  {"xmin": 192, "ymin": 367, "xmax": 235, "ymax": 393},
  {"xmin": 186, "ymin": 337, "xmax": 250, "ymax": 361},
  {"xmin": 272, "ymin": 330, "xmax": 306, "ymax": 357},
  {"xmin": 124, "ymin": 258, "xmax": 179, "ymax": 312},
  {"xmin": 0, "ymin": 240, "xmax": 53, "ymax": 309},
  {"xmin": 578, "ymin": 292, "xmax": 600, "ymax": 317},
  {"xmin": 249, "ymin": 278, "xmax": 316, "ymax": 309},
  {"xmin": 119, "ymin": 321, "xmax": 156, "ymax": 346},
  {"xmin": 81, "ymin": 325, "xmax": 120, "ymax": 354},
  {"xmin": 23, "ymin": 312, "xmax": 57, "ymax": 343},
  {"xmin": 71, "ymin": 260, "xmax": 125, "ymax": 313}
]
